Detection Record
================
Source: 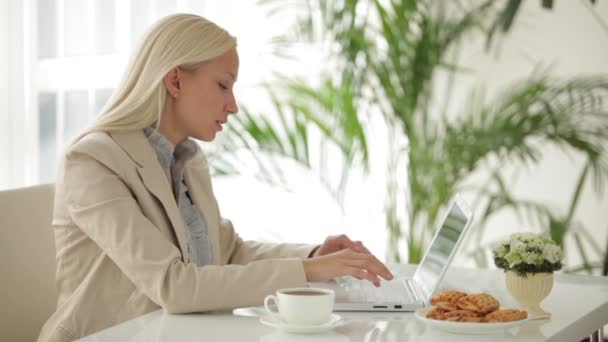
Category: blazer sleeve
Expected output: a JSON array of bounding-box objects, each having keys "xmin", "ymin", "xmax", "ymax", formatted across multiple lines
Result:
[
  {"xmin": 63, "ymin": 149, "xmax": 308, "ymax": 314},
  {"xmin": 218, "ymin": 218, "xmax": 317, "ymax": 265}
]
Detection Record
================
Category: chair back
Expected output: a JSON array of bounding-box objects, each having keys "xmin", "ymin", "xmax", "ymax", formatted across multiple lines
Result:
[{"xmin": 0, "ymin": 184, "xmax": 57, "ymax": 342}]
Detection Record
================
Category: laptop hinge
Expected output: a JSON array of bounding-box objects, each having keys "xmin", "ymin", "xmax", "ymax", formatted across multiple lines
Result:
[
  {"xmin": 412, "ymin": 278, "xmax": 431, "ymax": 305},
  {"xmin": 403, "ymin": 279, "xmax": 422, "ymax": 304}
]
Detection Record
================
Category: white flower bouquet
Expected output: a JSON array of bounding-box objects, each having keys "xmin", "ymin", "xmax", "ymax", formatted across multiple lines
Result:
[{"xmin": 493, "ymin": 232, "xmax": 564, "ymax": 276}]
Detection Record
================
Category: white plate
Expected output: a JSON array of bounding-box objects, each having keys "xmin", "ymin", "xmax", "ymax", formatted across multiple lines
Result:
[
  {"xmin": 414, "ymin": 308, "xmax": 528, "ymax": 335},
  {"xmin": 260, "ymin": 314, "xmax": 344, "ymax": 334}
]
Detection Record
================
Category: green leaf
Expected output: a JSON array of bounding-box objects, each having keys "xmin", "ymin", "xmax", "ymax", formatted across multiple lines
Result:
[{"xmin": 549, "ymin": 217, "xmax": 566, "ymax": 246}]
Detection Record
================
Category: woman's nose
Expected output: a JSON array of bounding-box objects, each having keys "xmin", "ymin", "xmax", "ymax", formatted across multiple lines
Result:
[{"xmin": 226, "ymin": 94, "xmax": 238, "ymax": 114}]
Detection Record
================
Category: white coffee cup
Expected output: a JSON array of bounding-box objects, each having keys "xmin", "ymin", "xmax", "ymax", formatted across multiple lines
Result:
[{"xmin": 264, "ymin": 287, "xmax": 335, "ymax": 325}]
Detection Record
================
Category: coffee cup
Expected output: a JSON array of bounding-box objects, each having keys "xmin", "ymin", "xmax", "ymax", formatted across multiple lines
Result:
[{"xmin": 263, "ymin": 287, "xmax": 335, "ymax": 325}]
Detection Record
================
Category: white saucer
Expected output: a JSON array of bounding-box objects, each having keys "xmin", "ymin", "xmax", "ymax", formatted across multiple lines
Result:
[{"xmin": 260, "ymin": 314, "xmax": 344, "ymax": 334}]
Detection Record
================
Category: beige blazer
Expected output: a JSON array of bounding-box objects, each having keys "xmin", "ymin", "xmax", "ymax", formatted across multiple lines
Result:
[{"xmin": 38, "ymin": 130, "xmax": 314, "ymax": 342}]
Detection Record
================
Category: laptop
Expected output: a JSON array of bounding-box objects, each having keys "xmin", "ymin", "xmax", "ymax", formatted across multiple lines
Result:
[{"xmin": 308, "ymin": 195, "xmax": 474, "ymax": 311}]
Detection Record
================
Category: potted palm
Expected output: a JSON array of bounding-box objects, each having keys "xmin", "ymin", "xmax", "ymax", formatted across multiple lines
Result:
[
  {"xmin": 212, "ymin": 0, "xmax": 608, "ymax": 274},
  {"xmin": 494, "ymin": 233, "xmax": 564, "ymax": 319}
]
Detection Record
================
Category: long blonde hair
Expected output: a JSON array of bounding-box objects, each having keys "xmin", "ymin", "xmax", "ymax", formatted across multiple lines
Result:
[{"xmin": 74, "ymin": 14, "xmax": 236, "ymax": 143}]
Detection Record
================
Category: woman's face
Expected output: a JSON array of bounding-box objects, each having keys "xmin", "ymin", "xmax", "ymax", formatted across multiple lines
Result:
[{"xmin": 162, "ymin": 48, "xmax": 239, "ymax": 143}]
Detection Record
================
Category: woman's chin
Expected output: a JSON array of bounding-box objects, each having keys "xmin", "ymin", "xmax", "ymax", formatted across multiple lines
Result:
[{"xmin": 192, "ymin": 131, "xmax": 216, "ymax": 142}]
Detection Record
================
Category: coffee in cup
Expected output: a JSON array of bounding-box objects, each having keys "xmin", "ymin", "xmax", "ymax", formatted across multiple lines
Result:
[{"xmin": 264, "ymin": 287, "xmax": 335, "ymax": 325}]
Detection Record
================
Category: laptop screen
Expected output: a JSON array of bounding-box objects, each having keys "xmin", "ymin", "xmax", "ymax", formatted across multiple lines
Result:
[{"xmin": 413, "ymin": 199, "xmax": 471, "ymax": 301}]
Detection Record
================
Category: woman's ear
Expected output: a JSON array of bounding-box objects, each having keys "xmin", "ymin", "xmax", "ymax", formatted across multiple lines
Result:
[{"xmin": 163, "ymin": 67, "xmax": 181, "ymax": 98}]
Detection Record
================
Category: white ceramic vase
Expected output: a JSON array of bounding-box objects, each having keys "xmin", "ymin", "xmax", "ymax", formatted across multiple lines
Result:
[{"xmin": 505, "ymin": 271, "xmax": 553, "ymax": 319}]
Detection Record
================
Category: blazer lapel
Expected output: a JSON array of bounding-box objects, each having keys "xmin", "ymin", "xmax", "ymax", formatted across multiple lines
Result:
[{"xmin": 110, "ymin": 130, "xmax": 191, "ymax": 263}]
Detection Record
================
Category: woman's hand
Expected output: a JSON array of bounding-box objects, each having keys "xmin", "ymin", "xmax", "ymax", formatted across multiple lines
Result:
[
  {"xmin": 311, "ymin": 234, "xmax": 372, "ymax": 257},
  {"xmin": 302, "ymin": 248, "xmax": 393, "ymax": 287}
]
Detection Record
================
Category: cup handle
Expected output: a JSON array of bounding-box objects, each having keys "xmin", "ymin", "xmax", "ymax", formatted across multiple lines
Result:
[{"xmin": 264, "ymin": 294, "xmax": 280, "ymax": 318}]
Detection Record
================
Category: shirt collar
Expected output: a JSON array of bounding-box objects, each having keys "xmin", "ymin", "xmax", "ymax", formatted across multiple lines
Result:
[{"xmin": 143, "ymin": 127, "xmax": 197, "ymax": 171}]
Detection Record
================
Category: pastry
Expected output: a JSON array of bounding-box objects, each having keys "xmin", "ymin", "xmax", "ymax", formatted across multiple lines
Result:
[
  {"xmin": 456, "ymin": 293, "xmax": 500, "ymax": 314},
  {"xmin": 444, "ymin": 309, "xmax": 481, "ymax": 318},
  {"xmin": 444, "ymin": 309, "xmax": 482, "ymax": 322},
  {"xmin": 483, "ymin": 309, "xmax": 528, "ymax": 323},
  {"xmin": 425, "ymin": 307, "xmax": 448, "ymax": 320},
  {"xmin": 430, "ymin": 290, "xmax": 467, "ymax": 311}
]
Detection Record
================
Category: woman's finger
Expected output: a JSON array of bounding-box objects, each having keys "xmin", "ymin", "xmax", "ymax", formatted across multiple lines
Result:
[
  {"xmin": 352, "ymin": 241, "xmax": 371, "ymax": 254},
  {"xmin": 345, "ymin": 253, "xmax": 393, "ymax": 280},
  {"xmin": 337, "ymin": 234, "xmax": 355, "ymax": 250},
  {"xmin": 344, "ymin": 267, "xmax": 381, "ymax": 287},
  {"xmin": 345, "ymin": 259, "xmax": 383, "ymax": 282}
]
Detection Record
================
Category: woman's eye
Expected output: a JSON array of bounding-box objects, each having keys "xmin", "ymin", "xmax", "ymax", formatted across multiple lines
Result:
[{"xmin": 218, "ymin": 82, "xmax": 228, "ymax": 90}]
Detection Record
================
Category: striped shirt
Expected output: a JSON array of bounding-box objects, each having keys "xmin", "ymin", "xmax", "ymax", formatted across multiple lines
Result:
[{"xmin": 144, "ymin": 127, "xmax": 214, "ymax": 266}]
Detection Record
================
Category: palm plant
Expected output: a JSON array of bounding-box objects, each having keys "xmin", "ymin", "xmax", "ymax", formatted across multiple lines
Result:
[
  {"xmin": 486, "ymin": 0, "xmax": 604, "ymax": 51},
  {"xmin": 209, "ymin": 0, "xmax": 608, "ymax": 273}
]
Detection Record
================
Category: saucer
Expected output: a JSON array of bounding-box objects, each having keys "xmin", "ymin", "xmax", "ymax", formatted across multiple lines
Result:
[{"xmin": 260, "ymin": 314, "xmax": 344, "ymax": 334}]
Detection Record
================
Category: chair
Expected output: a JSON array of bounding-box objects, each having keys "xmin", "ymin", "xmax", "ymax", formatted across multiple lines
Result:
[{"xmin": 0, "ymin": 184, "xmax": 57, "ymax": 342}]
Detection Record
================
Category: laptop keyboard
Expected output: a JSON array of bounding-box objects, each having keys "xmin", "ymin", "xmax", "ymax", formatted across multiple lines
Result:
[{"xmin": 335, "ymin": 277, "xmax": 414, "ymax": 303}]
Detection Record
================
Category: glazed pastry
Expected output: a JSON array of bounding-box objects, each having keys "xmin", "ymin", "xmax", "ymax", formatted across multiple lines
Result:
[
  {"xmin": 456, "ymin": 293, "xmax": 500, "ymax": 314},
  {"xmin": 425, "ymin": 307, "xmax": 448, "ymax": 320},
  {"xmin": 483, "ymin": 309, "xmax": 528, "ymax": 323},
  {"xmin": 430, "ymin": 290, "xmax": 467, "ymax": 311},
  {"xmin": 444, "ymin": 309, "xmax": 482, "ymax": 322},
  {"xmin": 444, "ymin": 309, "xmax": 481, "ymax": 318}
]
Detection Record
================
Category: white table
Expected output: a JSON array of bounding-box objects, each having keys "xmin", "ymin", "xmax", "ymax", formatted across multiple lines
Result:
[{"xmin": 77, "ymin": 266, "xmax": 608, "ymax": 342}]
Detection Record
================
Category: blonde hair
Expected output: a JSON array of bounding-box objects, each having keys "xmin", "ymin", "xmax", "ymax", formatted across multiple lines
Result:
[{"xmin": 74, "ymin": 13, "xmax": 236, "ymax": 143}]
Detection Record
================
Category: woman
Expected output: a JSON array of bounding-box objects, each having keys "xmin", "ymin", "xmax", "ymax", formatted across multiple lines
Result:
[{"xmin": 38, "ymin": 14, "xmax": 392, "ymax": 342}]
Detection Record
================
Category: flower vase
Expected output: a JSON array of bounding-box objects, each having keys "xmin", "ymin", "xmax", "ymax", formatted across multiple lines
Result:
[{"xmin": 505, "ymin": 271, "xmax": 553, "ymax": 319}]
